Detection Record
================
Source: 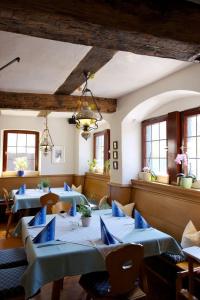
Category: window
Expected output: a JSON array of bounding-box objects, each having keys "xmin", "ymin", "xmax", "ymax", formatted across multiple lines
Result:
[
  {"xmin": 183, "ymin": 109, "xmax": 200, "ymax": 179},
  {"xmin": 3, "ymin": 130, "xmax": 39, "ymax": 172},
  {"xmin": 142, "ymin": 117, "xmax": 167, "ymax": 174},
  {"xmin": 93, "ymin": 129, "xmax": 110, "ymax": 173}
]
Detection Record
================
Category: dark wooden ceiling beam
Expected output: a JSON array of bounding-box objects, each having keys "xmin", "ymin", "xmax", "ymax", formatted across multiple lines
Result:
[
  {"xmin": 0, "ymin": 1, "xmax": 200, "ymax": 61},
  {"xmin": 55, "ymin": 47, "xmax": 117, "ymax": 95},
  {"xmin": 0, "ymin": 92, "xmax": 117, "ymax": 113}
]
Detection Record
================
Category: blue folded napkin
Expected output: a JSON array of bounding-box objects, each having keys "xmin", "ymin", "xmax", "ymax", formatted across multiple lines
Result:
[
  {"xmin": 112, "ymin": 200, "xmax": 125, "ymax": 217},
  {"xmin": 28, "ymin": 207, "xmax": 46, "ymax": 226},
  {"xmin": 16, "ymin": 184, "xmax": 26, "ymax": 195},
  {"xmin": 100, "ymin": 217, "xmax": 116, "ymax": 245},
  {"xmin": 64, "ymin": 182, "xmax": 71, "ymax": 191},
  {"xmin": 32, "ymin": 217, "xmax": 56, "ymax": 244},
  {"xmin": 134, "ymin": 209, "xmax": 150, "ymax": 229},
  {"xmin": 68, "ymin": 201, "xmax": 77, "ymax": 216}
]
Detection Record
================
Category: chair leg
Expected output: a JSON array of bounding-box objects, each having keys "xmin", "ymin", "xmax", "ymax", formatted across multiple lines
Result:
[{"xmin": 6, "ymin": 213, "xmax": 13, "ymax": 238}]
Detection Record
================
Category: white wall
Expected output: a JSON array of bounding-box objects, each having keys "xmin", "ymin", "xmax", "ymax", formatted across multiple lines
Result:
[
  {"xmin": 0, "ymin": 115, "xmax": 76, "ymax": 175},
  {"xmin": 109, "ymin": 62, "xmax": 200, "ymax": 184}
]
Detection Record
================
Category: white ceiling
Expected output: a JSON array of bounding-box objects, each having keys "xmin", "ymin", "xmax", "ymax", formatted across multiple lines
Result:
[{"xmin": 0, "ymin": 30, "xmax": 191, "ymax": 117}]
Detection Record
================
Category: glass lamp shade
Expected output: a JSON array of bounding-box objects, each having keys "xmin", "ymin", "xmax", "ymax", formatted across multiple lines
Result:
[{"xmin": 40, "ymin": 128, "xmax": 54, "ymax": 156}]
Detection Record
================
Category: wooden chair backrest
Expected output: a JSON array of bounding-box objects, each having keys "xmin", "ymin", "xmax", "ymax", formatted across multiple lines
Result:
[
  {"xmin": 52, "ymin": 201, "xmax": 71, "ymax": 214},
  {"xmin": 40, "ymin": 192, "xmax": 59, "ymax": 214},
  {"xmin": 106, "ymin": 243, "xmax": 144, "ymax": 296},
  {"xmin": 2, "ymin": 188, "xmax": 10, "ymax": 209}
]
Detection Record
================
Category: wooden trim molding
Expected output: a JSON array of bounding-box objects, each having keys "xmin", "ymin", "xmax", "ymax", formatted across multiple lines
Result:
[{"xmin": 109, "ymin": 182, "xmax": 132, "ymax": 205}]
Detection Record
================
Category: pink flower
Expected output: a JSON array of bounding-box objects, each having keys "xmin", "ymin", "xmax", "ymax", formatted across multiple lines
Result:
[{"xmin": 175, "ymin": 154, "xmax": 188, "ymax": 166}]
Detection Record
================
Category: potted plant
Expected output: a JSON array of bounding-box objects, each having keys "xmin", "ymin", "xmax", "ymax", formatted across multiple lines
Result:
[
  {"xmin": 78, "ymin": 201, "xmax": 92, "ymax": 227},
  {"xmin": 14, "ymin": 157, "xmax": 28, "ymax": 176},
  {"xmin": 175, "ymin": 154, "xmax": 196, "ymax": 188},
  {"xmin": 88, "ymin": 159, "xmax": 97, "ymax": 173},
  {"xmin": 139, "ymin": 166, "xmax": 156, "ymax": 182},
  {"xmin": 40, "ymin": 179, "xmax": 50, "ymax": 193}
]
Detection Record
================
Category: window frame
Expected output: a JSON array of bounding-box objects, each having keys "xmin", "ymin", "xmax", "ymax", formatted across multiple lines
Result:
[
  {"xmin": 93, "ymin": 129, "xmax": 110, "ymax": 173},
  {"xmin": 142, "ymin": 115, "xmax": 167, "ymax": 172},
  {"xmin": 182, "ymin": 106, "xmax": 200, "ymax": 179},
  {"xmin": 3, "ymin": 130, "xmax": 39, "ymax": 172}
]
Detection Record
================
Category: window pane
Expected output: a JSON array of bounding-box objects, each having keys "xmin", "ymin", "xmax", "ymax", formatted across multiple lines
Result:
[
  {"xmin": 188, "ymin": 159, "xmax": 196, "ymax": 176},
  {"xmin": 152, "ymin": 141, "xmax": 159, "ymax": 158},
  {"xmin": 152, "ymin": 123, "xmax": 159, "ymax": 140},
  {"xmin": 17, "ymin": 134, "xmax": 26, "ymax": 147},
  {"xmin": 187, "ymin": 137, "xmax": 196, "ymax": 158},
  {"xmin": 27, "ymin": 134, "xmax": 35, "ymax": 147},
  {"xmin": 160, "ymin": 159, "xmax": 167, "ymax": 174},
  {"xmin": 7, "ymin": 146, "xmax": 16, "ymax": 154},
  {"xmin": 27, "ymin": 160, "xmax": 34, "ymax": 170},
  {"xmin": 197, "ymin": 159, "xmax": 200, "ymax": 180},
  {"xmin": 187, "ymin": 116, "xmax": 196, "ymax": 137},
  {"xmin": 146, "ymin": 125, "xmax": 151, "ymax": 141},
  {"xmin": 7, "ymin": 133, "xmax": 17, "ymax": 146},
  {"xmin": 151, "ymin": 159, "xmax": 159, "ymax": 174},
  {"xmin": 160, "ymin": 140, "xmax": 167, "ymax": 158},
  {"xmin": 197, "ymin": 115, "xmax": 200, "ymax": 136},
  {"xmin": 197, "ymin": 137, "xmax": 200, "ymax": 158},
  {"xmin": 17, "ymin": 147, "xmax": 26, "ymax": 154},
  {"xmin": 146, "ymin": 142, "xmax": 151, "ymax": 158},
  {"xmin": 27, "ymin": 147, "xmax": 35, "ymax": 154},
  {"xmin": 160, "ymin": 121, "xmax": 166, "ymax": 140}
]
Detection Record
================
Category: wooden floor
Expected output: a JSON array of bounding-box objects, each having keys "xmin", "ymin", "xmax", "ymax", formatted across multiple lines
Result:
[{"xmin": 0, "ymin": 221, "xmax": 177, "ymax": 300}]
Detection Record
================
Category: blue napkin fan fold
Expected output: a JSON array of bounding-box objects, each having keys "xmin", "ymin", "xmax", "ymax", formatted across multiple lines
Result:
[
  {"xmin": 112, "ymin": 200, "xmax": 125, "ymax": 217},
  {"xmin": 100, "ymin": 217, "xmax": 116, "ymax": 245},
  {"xmin": 134, "ymin": 209, "xmax": 150, "ymax": 229},
  {"xmin": 16, "ymin": 184, "xmax": 26, "ymax": 195},
  {"xmin": 68, "ymin": 201, "xmax": 77, "ymax": 216},
  {"xmin": 33, "ymin": 217, "xmax": 56, "ymax": 244},
  {"xmin": 28, "ymin": 206, "xmax": 47, "ymax": 226},
  {"xmin": 64, "ymin": 182, "xmax": 71, "ymax": 191}
]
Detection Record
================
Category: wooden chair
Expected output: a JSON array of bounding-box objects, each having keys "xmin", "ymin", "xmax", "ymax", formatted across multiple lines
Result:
[
  {"xmin": 2, "ymin": 188, "xmax": 14, "ymax": 238},
  {"xmin": 40, "ymin": 192, "xmax": 59, "ymax": 214},
  {"xmin": 52, "ymin": 201, "xmax": 71, "ymax": 214},
  {"xmin": 79, "ymin": 244, "xmax": 148, "ymax": 300},
  {"xmin": 176, "ymin": 263, "xmax": 200, "ymax": 300}
]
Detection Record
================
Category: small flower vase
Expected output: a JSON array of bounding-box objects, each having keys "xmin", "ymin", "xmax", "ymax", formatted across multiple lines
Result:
[
  {"xmin": 17, "ymin": 170, "xmax": 24, "ymax": 177},
  {"xmin": 180, "ymin": 177, "xmax": 193, "ymax": 189},
  {"xmin": 143, "ymin": 172, "xmax": 152, "ymax": 182},
  {"xmin": 81, "ymin": 216, "xmax": 91, "ymax": 227}
]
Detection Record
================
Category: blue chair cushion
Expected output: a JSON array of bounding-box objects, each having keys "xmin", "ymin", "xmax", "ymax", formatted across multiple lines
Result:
[
  {"xmin": 79, "ymin": 271, "xmax": 110, "ymax": 296},
  {"xmin": 0, "ymin": 248, "xmax": 27, "ymax": 269},
  {"xmin": 160, "ymin": 251, "xmax": 186, "ymax": 264},
  {"xmin": 0, "ymin": 265, "xmax": 27, "ymax": 299}
]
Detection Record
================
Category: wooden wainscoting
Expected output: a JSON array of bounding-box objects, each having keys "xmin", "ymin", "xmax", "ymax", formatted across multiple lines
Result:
[
  {"xmin": 83, "ymin": 172, "xmax": 110, "ymax": 202},
  {"xmin": 131, "ymin": 180, "xmax": 200, "ymax": 241},
  {"xmin": 109, "ymin": 182, "xmax": 132, "ymax": 205},
  {"xmin": 73, "ymin": 174, "xmax": 85, "ymax": 189},
  {"xmin": 0, "ymin": 174, "xmax": 74, "ymax": 196}
]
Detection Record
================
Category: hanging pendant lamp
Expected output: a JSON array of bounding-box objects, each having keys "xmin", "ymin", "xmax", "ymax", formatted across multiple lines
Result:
[{"xmin": 40, "ymin": 115, "xmax": 54, "ymax": 156}]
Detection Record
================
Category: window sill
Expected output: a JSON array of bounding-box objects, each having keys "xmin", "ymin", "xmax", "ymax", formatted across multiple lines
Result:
[{"xmin": 1, "ymin": 171, "xmax": 40, "ymax": 178}]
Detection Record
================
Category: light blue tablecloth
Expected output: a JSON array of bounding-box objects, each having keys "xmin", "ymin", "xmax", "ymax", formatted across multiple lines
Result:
[
  {"xmin": 14, "ymin": 209, "xmax": 182, "ymax": 299},
  {"xmin": 11, "ymin": 187, "xmax": 88, "ymax": 212}
]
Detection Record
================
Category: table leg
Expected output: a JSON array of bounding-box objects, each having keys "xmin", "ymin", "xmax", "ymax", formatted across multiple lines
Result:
[
  {"xmin": 51, "ymin": 279, "xmax": 63, "ymax": 300},
  {"xmin": 188, "ymin": 257, "xmax": 194, "ymax": 300}
]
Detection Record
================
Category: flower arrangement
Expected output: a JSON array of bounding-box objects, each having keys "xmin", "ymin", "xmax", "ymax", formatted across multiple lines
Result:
[
  {"xmin": 88, "ymin": 159, "xmax": 97, "ymax": 172},
  {"xmin": 142, "ymin": 166, "xmax": 157, "ymax": 181},
  {"xmin": 175, "ymin": 153, "xmax": 196, "ymax": 187},
  {"xmin": 14, "ymin": 157, "xmax": 28, "ymax": 171}
]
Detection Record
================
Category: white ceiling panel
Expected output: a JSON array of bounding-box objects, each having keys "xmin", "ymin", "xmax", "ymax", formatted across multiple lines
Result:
[
  {"xmin": 1, "ymin": 109, "xmax": 39, "ymax": 116},
  {"xmin": 0, "ymin": 31, "xmax": 91, "ymax": 94}
]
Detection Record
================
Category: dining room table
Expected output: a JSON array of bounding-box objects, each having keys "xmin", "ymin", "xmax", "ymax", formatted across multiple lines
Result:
[
  {"xmin": 14, "ymin": 208, "xmax": 183, "ymax": 300},
  {"xmin": 11, "ymin": 187, "xmax": 88, "ymax": 213}
]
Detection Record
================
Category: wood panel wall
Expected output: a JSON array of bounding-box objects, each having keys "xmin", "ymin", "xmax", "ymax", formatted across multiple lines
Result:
[
  {"xmin": 131, "ymin": 180, "xmax": 200, "ymax": 241},
  {"xmin": 0, "ymin": 174, "xmax": 74, "ymax": 196},
  {"xmin": 109, "ymin": 182, "xmax": 131, "ymax": 205},
  {"xmin": 83, "ymin": 172, "xmax": 110, "ymax": 202}
]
